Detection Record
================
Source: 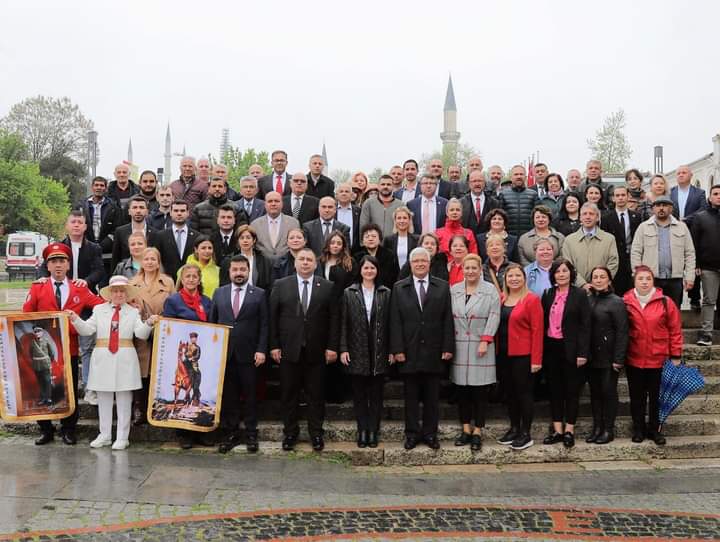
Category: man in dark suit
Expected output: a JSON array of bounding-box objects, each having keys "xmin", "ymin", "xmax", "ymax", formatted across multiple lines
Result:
[
  {"xmin": 151, "ymin": 199, "xmax": 200, "ymax": 279},
  {"xmin": 111, "ymin": 196, "xmax": 157, "ymax": 270},
  {"xmin": 282, "ymin": 172, "xmax": 320, "ymax": 226},
  {"xmin": 82, "ymin": 176, "xmax": 123, "ymax": 277},
  {"xmin": 460, "ymin": 170, "xmax": 500, "ymax": 235},
  {"xmin": 237, "ymin": 175, "xmax": 266, "ymax": 222},
  {"xmin": 210, "ymin": 254, "xmax": 269, "ymax": 453},
  {"xmin": 601, "ymin": 185, "xmax": 642, "ymax": 295},
  {"xmin": 269, "ymin": 248, "xmax": 340, "ymax": 452},
  {"xmin": 427, "ymin": 158, "xmax": 453, "ymax": 199},
  {"xmin": 335, "ymin": 183, "xmax": 361, "ymax": 252},
  {"xmin": 671, "ymin": 165, "xmax": 708, "ymax": 309},
  {"xmin": 258, "ymin": 150, "xmax": 292, "ymax": 199},
  {"xmin": 390, "ymin": 247, "xmax": 454, "ymax": 450},
  {"xmin": 210, "ymin": 204, "xmax": 239, "ymax": 265},
  {"xmin": 306, "ymin": 154, "xmax": 335, "ymax": 199},
  {"xmin": 303, "ymin": 197, "xmax": 351, "ymax": 256},
  {"xmin": 407, "ymin": 175, "xmax": 448, "ymax": 234}
]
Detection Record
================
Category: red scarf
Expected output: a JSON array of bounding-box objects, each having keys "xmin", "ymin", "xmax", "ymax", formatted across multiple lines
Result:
[{"xmin": 179, "ymin": 288, "xmax": 206, "ymax": 321}]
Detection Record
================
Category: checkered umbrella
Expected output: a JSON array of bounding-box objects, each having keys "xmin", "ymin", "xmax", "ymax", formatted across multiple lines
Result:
[{"xmin": 659, "ymin": 359, "xmax": 705, "ymax": 426}]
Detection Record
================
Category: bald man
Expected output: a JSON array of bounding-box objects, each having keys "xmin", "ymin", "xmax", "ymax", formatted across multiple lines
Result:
[
  {"xmin": 302, "ymin": 196, "xmax": 351, "ymax": 256},
  {"xmin": 107, "ymin": 163, "xmax": 140, "ymax": 209}
]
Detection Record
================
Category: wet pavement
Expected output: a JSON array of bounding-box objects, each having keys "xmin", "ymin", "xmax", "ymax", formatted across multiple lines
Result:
[{"xmin": 0, "ymin": 436, "xmax": 719, "ymax": 540}]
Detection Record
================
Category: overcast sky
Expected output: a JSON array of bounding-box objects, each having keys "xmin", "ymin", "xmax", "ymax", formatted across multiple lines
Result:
[{"xmin": 2, "ymin": 0, "xmax": 718, "ymax": 180}]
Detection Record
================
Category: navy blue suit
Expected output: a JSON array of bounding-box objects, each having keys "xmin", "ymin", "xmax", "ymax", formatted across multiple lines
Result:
[
  {"xmin": 671, "ymin": 185, "xmax": 707, "ymax": 223},
  {"xmin": 237, "ymin": 198, "xmax": 266, "ymax": 222},
  {"xmin": 407, "ymin": 196, "xmax": 448, "ymax": 233},
  {"xmin": 210, "ymin": 283, "xmax": 268, "ymax": 435}
]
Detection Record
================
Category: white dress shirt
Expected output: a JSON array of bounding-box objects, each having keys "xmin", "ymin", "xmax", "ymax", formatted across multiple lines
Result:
[
  {"xmin": 70, "ymin": 241, "xmax": 82, "ymax": 279},
  {"xmin": 173, "ymin": 225, "xmax": 188, "ymax": 255},
  {"xmin": 52, "ymin": 277, "xmax": 70, "ymax": 308},
  {"xmin": 336, "ymin": 204, "xmax": 353, "ymax": 241},
  {"xmin": 677, "ymin": 186, "xmax": 690, "ymax": 219},
  {"xmin": 362, "ymin": 285, "xmax": 374, "ymax": 323},
  {"xmin": 422, "ymin": 197, "xmax": 438, "ymax": 232},
  {"xmin": 297, "ymin": 274, "xmax": 313, "ymax": 307},
  {"xmin": 396, "ymin": 235, "xmax": 409, "ymax": 268},
  {"xmin": 401, "ymin": 185, "xmax": 417, "ymax": 203}
]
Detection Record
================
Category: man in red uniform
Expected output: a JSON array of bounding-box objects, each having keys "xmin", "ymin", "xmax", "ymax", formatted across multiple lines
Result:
[{"xmin": 23, "ymin": 243, "xmax": 103, "ymax": 445}]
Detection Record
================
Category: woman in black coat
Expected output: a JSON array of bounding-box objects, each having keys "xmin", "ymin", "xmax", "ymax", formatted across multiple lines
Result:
[
  {"xmin": 383, "ymin": 206, "xmax": 420, "ymax": 270},
  {"xmin": 219, "ymin": 225, "xmax": 271, "ymax": 291},
  {"xmin": 398, "ymin": 232, "xmax": 449, "ymax": 281},
  {"xmin": 339, "ymin": 255, "xmax": 391, "ymax": 449},
  {"xmin": 352, "ymin": 224, "xmax": 399, "ymax": 289},
  {"xmin": 540, "ymin": 259, "xmax": 591, "ymax": 448},
  {"xmin": 316, "ymin": 231, "xmax": 358, "ymax": 298},
  {"xmin": 551, "ymin": 193, "xmax": 582, "ymax": 237},
  {"xmin": 586, "ymin": 266, "xmax": 628, "ymax": 444}
]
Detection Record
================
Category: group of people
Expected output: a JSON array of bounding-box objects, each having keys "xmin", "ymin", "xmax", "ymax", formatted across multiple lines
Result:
[{"xmin": 21, "ymin": 150, "xmax": 717, "ymax": 454}]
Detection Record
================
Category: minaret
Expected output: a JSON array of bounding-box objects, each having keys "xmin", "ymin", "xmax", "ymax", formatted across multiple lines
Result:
[
  {"xmin": 164, "ymin": 123, "xmax": 172, "ymax": 184},
  {"xmin": 127, "ymin": 138, "xmax": 133, "ymax": 164},
  {"xmin": 219, "ymin": 128, "xmax": 230, "ymax": 161},
  {"xmin": 440, "ymin": 74, "xmax": 460, "ymax": 162},
  {"xmin": 321, "ymin": 142, "xmax": 328, "ymax": 175}
]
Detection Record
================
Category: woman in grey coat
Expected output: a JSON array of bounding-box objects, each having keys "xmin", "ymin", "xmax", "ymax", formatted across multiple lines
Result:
[
  {"xmin": 339, "ymin": 255, "xmax": 392, "ymax": 449},
  {"xmin": 450, "ymin": 253, "xmax": 501, "ymax": 451}
]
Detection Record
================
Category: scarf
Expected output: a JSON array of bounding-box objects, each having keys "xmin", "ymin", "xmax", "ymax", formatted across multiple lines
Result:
[
  {"xmin": 634, "ymin": 288, "xmax": 656, "ymax": 309},
  {"xmin": 179, "ymin": 287, "xmax": 207, "ymax": 321}
]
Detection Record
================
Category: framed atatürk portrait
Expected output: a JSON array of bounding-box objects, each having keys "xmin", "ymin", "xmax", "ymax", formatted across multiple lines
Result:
[
  {"xmin": 147, "ymin": 317, "xmax": 230, "ymax": 432},
  {"xmin": 0, "ymin": 311, "xmax": 74, "ymax": 421}
]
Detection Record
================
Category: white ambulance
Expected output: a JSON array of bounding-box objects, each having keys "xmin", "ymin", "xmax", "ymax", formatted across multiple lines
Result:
[{"xmin": 5, "ymin": 231, "xmax": 50, "ymax": 280}]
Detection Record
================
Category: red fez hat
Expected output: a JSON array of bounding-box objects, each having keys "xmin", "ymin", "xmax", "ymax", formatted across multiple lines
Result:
[{"xmin": 42, "ymin": 243, "xmax": 71, "ymax": 261}]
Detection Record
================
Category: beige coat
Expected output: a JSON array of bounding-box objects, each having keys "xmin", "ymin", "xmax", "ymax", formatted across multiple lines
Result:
[
  {"xmin": 516, "ymin": 228, "xmax": 565, "ymax": 266},
  {"xmin": 73, "ymin": 303, "xmax": 152, "ymax": 392},
  {"xmin": 630, "ymin": 216, "xmax": 696, "ymax": 283},
  {"xmin": 561, "ymin": 228, "xmax": 619, "ymax": 286},
  {"xmin": 129, "ymin": 273, "xmax": 176, "ymax": 377}
]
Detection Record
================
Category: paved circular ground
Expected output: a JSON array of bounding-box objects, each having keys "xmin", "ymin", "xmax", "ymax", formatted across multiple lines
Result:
[{"xmin": 4, "ymin": 504, "xmax": 720, "ymax": 541}]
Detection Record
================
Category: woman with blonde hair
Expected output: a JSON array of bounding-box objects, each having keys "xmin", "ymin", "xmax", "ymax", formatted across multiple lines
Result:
[
  {"xmin": 113, "ymin": 232, "xmax": 147, "ymax": 278},
  {"xmin": 351, "ymin": 171, "xmax": 370, "ymax": 204},
  {"xmin": 638, "ymin": 174, "xmax": 669, "ymax": 220},
  {"xmin": 496, "ymin": 263, "xmax": 544, "ymax": 451},
  {"xmin": 383, "ymin": 206, "xmax": 418, "ymax": 269},
  {"xmin": 128, "ymin": 247, "xmax": 175, "ymax": 425},
  {"xmin": 483, "ymin": 234, "xmax": 511, "ymax": 293},
  {"xmin": 450, "ymin": 253, "xmax": 501, "ymax": 451}
]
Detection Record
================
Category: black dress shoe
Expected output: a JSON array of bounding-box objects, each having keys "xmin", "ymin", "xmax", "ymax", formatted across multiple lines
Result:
[
  {"xmin": 631, "ymin": 431, "xmax": 645, "ymax": 443},
  {"xmin": 357, "ymin": 430, "xmax": 368, "ymax": 449},
  {"xmin": 563, "ymin": 432, "xmax": 575, "ymax": 449},
  {"xmin": 470, "ymin": 434, "xmax": 482, "ymax": 451},
  {"xmin": 179, "ymin": 434, "xmax": 193, "ymax": 449},
  {"xmin": 35, "ymin": 433, "xmax": 54, "ymax": 445},
  {"xmin": 246, "ymin": 434, "xmax": 259, "ymax": 453},
  {"xmin": 585, "ymin": 426, "xmax": 602, "ymax": 444},
  {"xmin": 454, "ymin": 432, "xmax": 472, "ymax": 446},
  {"xmin": 424, "ymin": 436, "xmax": 440, "ymax": 450},
  {"xmin": 218, "ymin": 433, "xmax": 242, "ymax": 454},
  {"xmin": 404, "ymin": 437, "xmax": 417, "ymax": 450},
  {"xmin": 132, "ymin": 407, "xmax": 147, "ymax": 426},
  {"xmin": 311, "ymin": 436, "xmax": 324, "ymax": 452},
  {"xmin": 282, "ymin": 436, "xmax": 297, "ymax": 451},
  {"xmin": 61, "ymin": 431, "xmax": 77, "ymax": 445},
  {"xmin": 543, "ymin": 432, "xmax": 564, "ymax": 445},
  {"xmin": 650, "ymin": 431, "xmax": 666, "ymax": 446},
  {"xmin": 368, "ymin": 431, "xmax": 378, "ymax": 448},
  {"xmin": 594, "ymin": 430, "xmax": 614, "ymax": 444}
]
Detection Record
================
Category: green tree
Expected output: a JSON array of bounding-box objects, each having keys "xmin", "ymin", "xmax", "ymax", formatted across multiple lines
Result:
[
  {"xmin": 39, "ymin": 155, "xmax": 87, "ymax": 206},
  {"xmin": 0, "ymin": 96, "xmax": 96, "ymax": 164},
  {"xmin": 0, "ymin": 160, "xmax": 69, "ymax": 238},
  {"xmin": 420, "ymin": 143, "xmax": 481, "ymax": 177},
  {"xmin": 212, "ymin": 147, "xmax": 270, "ymax": 192},
  {"xmin": 587, "ymin": 108, "xmax": 633, "ymax": 174},
  {"xmin": 0, "ymin": 130, "xmax": 28, "ymax": 162}
]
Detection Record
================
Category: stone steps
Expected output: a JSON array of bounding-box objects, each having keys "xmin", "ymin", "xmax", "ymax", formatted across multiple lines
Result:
[{"xmin": 3, "ymin": 413, "xmax": 718, "ymax": 443}]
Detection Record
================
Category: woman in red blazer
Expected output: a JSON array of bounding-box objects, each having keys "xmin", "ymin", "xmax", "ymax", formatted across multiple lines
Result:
[
  {"xmin": 496, "ymin": 263, "xmax": 544, "ymax": 451},
  {"xmin": 623, "ymin": 265, "xmax": 683, "ymax": 446}
]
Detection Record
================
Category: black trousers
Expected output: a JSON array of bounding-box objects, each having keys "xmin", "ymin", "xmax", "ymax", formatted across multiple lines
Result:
[
  {"xmin": 614, "ymin": 253, "xmax": 634, "ymax": 296},
  {"xmin": 588, "ymin": 367, "xmax": 619, "ymax": 432},
  {"xmin": 545, "ymin": 338, "xmax": 581, "ymax": 425},
  {"xmin": 403, "ymin": 373, "xmax": 440, "ymax": 439},
  {"xmin": 457, "ymin": 385, "xmax": 491, "ymax": 427},
  {"xmin": 351, "ymin": 374, "xmax": 384, "ymax": 432},
  {"xmin": 496, "ymin": 355, "xmax": 533, "ymax": 434},
  {"xmin": 38, "ymin": 355, "xmax": 79, "ymax": 435},
  {"xmin": 625, "ymin": 365, "xmax": 662, "ymax": 434},
  {"xmin": 281, "ymin": 348, "xmax": 325, "ymax": 438},
  {"xmin": 220, "ymin": 363, "xmax": 258, "ymax": 436},
  {"xmin": 654, "ymin": 278, "xmax": 684, "ymax": 310}
]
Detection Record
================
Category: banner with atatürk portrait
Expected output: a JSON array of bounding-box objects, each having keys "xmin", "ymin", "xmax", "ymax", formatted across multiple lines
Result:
[
  {"xmin": 147, "ymin": 317, "xmax": 230, "ymax": 432},
  {"xmin": 0, "ymin": 311, "xmax": 74, "ymax": 421}
]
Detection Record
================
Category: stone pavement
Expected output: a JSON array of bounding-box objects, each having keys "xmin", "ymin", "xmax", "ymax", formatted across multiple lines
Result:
[{"xmin": 0, "ymin": 436, "xmax": 719, "ymax": 540}]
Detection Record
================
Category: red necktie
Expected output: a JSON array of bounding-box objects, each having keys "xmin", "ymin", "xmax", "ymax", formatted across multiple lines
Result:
[
  {"xmin": 275, "ymin": 174, "xmax": 283, "ymax": 193},
  {"xmin": 108, "ymin": 305, "xmax": 120, "ymax": 354},
  {"xmin": 475, "ymin": 196, "xmax": 482, "ymax": 223}
]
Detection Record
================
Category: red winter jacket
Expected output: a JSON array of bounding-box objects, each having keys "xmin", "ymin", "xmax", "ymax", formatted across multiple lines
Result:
[
  {"xmin": 436, "ymin": 219, "xmax": 479, "ymax": 257},
  {"xmin": 499, "ymin": 292, "xmax": 544, "ymax": 367},
  {"xmin": 623, "ymin": 288, "xmax": 683, "ymax": 369}
]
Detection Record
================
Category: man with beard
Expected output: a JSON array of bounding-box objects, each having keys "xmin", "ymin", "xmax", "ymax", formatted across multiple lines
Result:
[
  {"xmin": 111, "ymin": 196, "xmax": 157, "ymax": 270},
  {"xmin": 190, "ymin": 177, "xmax": 248, "ymax": 236},
  {"xmin": 306, "ymin": 154, "xmax": 335, "ymax": 199},
  {"xmin": 135, "ymin": 170, "xmax": 159, "ymax": 214},
  {"xmin": 170, "ymin": 156, "xmax": 208, "ymax": 211},
  {"xmin": 211, "ymin": 254, "xmax": 268, "ymax": 453},
  {"xmin": 360, "ymin": 175, "xmax": 403, "ymax": 238},
  {"xmin": 394, "ymin": 160, "xmax": 421, "ymax": 203},
  {"xmin": 82, "ymin": 176, "xmax": 123, "ymax": 276}
]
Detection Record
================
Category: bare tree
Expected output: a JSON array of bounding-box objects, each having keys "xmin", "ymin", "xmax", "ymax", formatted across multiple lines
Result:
[
  {"xmin": 587, "ymin": 109, "xmax": 633, "ymax": 174},
  {"xmin": 0, "ymin": 96, "xmax": 95, "ymax": 163},
  {"xmin": 420, "ymin": 143, "xmax": 480, "ymax": 177}
]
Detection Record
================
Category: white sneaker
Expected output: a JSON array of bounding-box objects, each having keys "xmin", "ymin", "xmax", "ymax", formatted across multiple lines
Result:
[
  {"xmin": 111, "ymin": 440, "xmax": 129, "ymax": 451},
  {"xmin": 90, "ymin": 434, "xmax": 112, "ymax": 448},
  {"xmin": 84, "ymin": 389, "xmax": 98, "ymax": 405}
]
